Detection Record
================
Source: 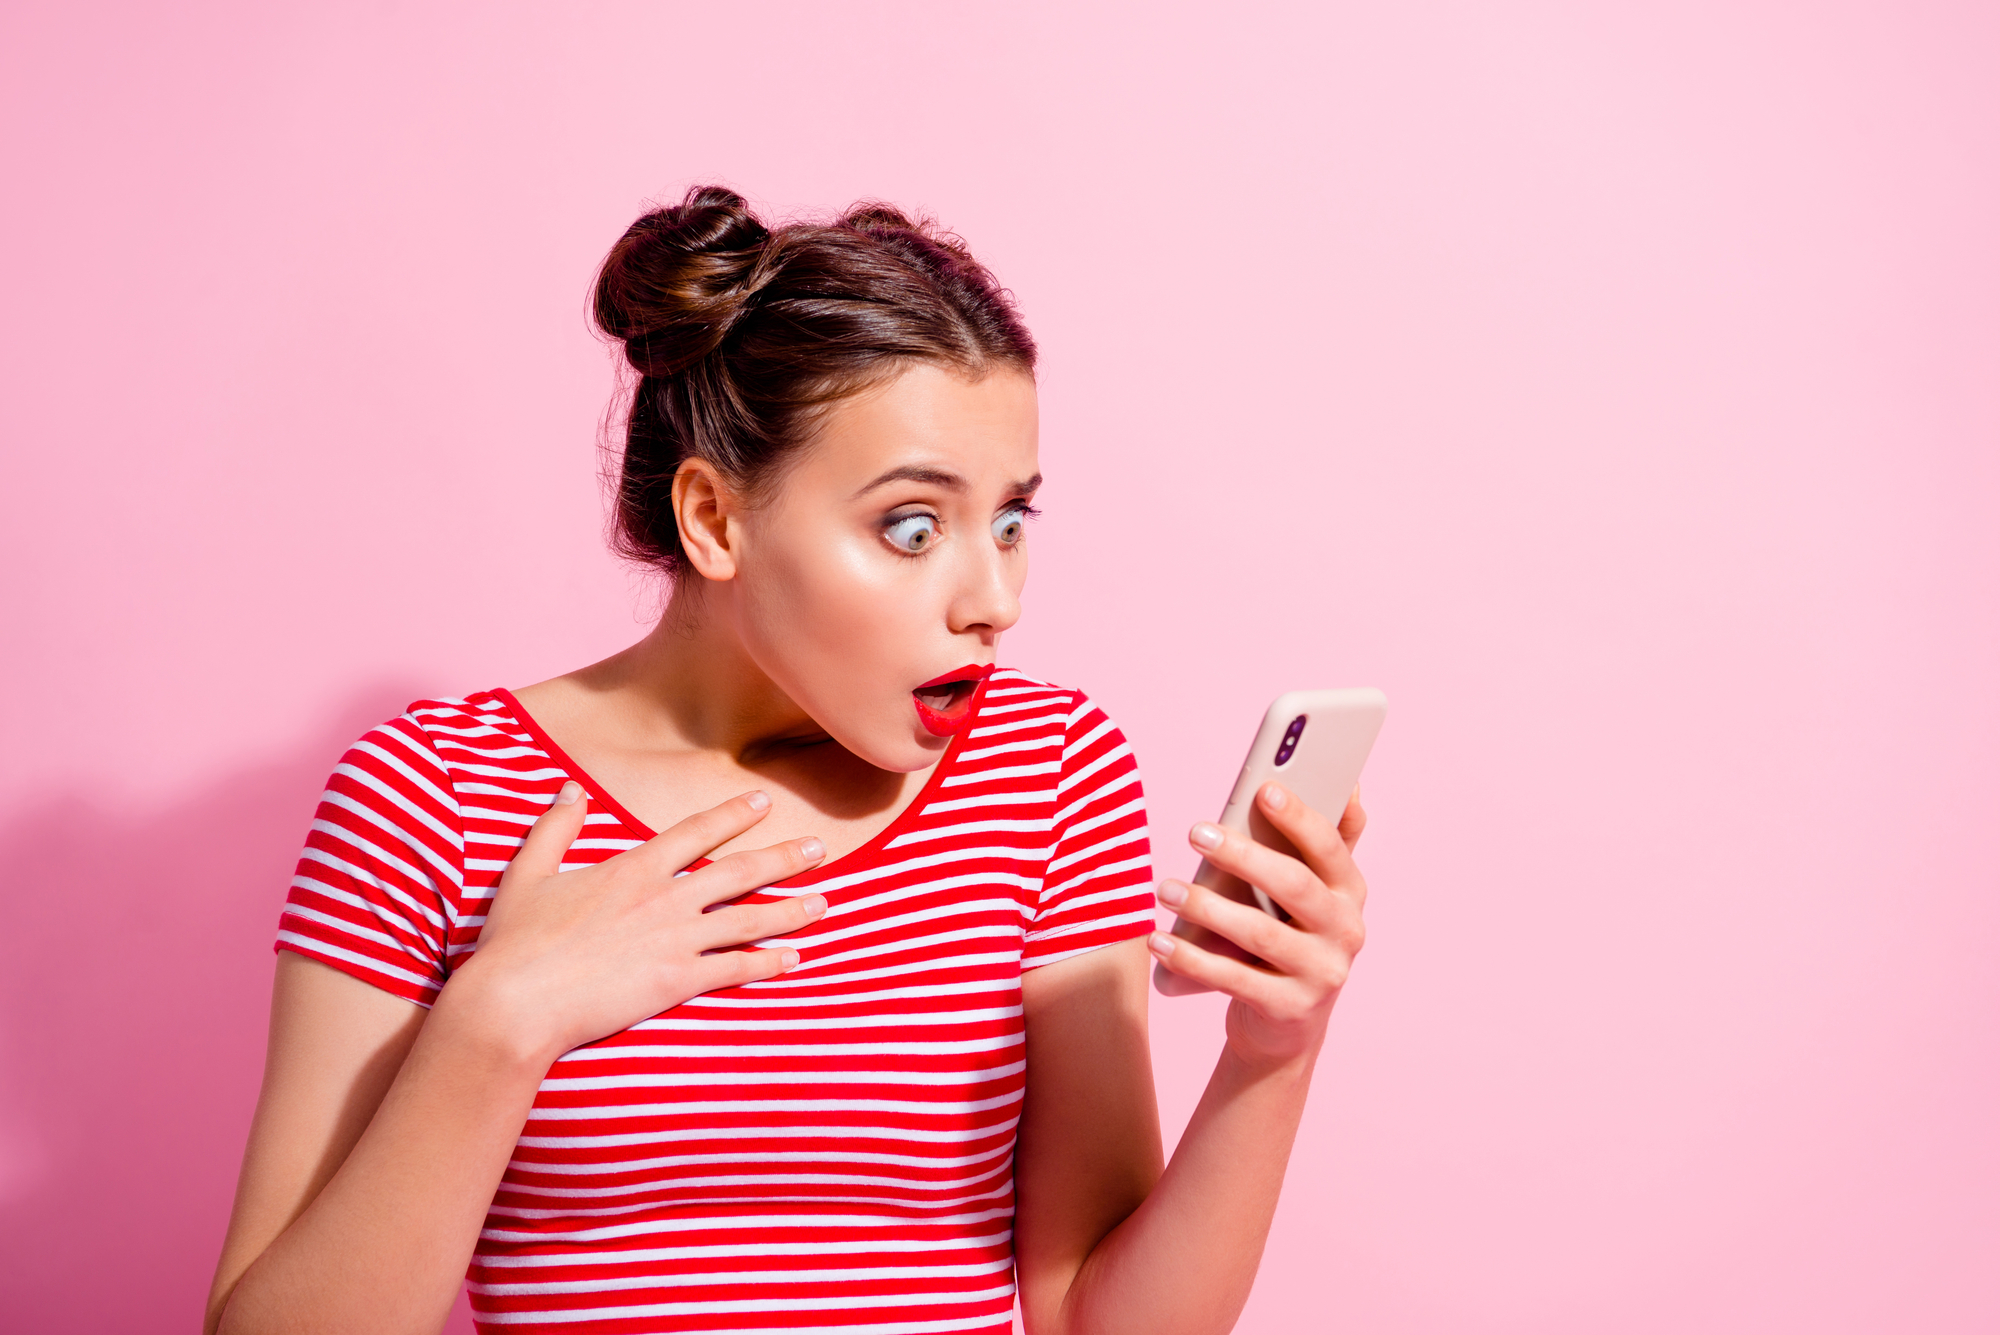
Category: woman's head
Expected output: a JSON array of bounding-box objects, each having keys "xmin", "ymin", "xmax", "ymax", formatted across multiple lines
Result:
[
  {"xmin": 594, "ymin": 185, "xmax": 1038, "ymax": 573},
  {"xmin": 593, "ymin": 187, "xmax": 1042, "ymax": 772}
]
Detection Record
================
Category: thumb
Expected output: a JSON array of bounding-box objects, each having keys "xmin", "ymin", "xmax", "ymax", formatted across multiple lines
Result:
[{"xmin": 506, "ymin": 780, "xmax": 589, "ymax": 885}]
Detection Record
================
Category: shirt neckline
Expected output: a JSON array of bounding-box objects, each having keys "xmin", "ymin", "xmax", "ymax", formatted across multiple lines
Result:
[{"xmin": 485, "ymin": 683, "xmax": 981, "ymax": 887}]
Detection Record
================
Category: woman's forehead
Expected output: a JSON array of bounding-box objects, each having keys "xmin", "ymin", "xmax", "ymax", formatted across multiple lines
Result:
[{"xmin": 800, "ymin": 364, "xmax": 1040, "ymax": 488}]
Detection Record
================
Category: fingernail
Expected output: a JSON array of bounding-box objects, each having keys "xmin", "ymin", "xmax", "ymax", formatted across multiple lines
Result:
[
  {"xmin": 556, "ymin": 781, "xmax": 583, "ymax": 806},
  {"xmin": 1156, "ymin": 880, "xmax": 1187, "ymax": 908},
  {"xmin": 799, "ymin": 838, "xmax": 826, "ymax": 860},
  {"xmin": 1148, "ymin": 932, "xmax": 1176, "ymax": 957},
  {"xmin": 1261, "ymin": 783, "xmax": 1288, "ymax": 810},
  {"xmin": 801, "ymin": 894, "xmax": 828, "ymax": 917},
  {"xmin": 1190, "ymin": 823, "xmax": 1223, "ymax": 851},
  {"xmin": 779, "ymin": 949, "xmax": 800, "ymax": 971},
  {"xmin": 745, "ymin": 790, "xmax": 771, "ymax": 811}
]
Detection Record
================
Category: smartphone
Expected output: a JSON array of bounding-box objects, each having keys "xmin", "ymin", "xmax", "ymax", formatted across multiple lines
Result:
[{"xmin": 1154, "ymin": 688, "xmax": 1388, "ymax": 997}]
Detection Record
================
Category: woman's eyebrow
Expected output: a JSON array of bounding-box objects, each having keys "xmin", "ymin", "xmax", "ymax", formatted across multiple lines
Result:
[
  {"xmin": 853, "ymin": 464, "xmax": 965, "ymax": 498},
  {"xmin": 850, "ymin": 466, "xmax": 1043, "ymax": 499}
]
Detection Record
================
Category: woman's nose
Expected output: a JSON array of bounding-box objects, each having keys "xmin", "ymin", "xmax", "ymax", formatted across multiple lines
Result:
[{"xmin": 949, "ymin": 541, "xmax": 1022, "ymax": 636}]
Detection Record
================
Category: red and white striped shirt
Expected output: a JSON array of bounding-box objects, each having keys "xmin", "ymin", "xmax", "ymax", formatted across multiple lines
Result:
[{"xmin": 275, "ymin": 669, "xmax": 1155, "ymax": 1333}]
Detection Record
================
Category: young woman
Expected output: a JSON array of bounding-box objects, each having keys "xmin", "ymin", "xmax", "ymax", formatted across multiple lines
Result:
[{"xmin": 205, "ymin": 187, "xmax": 1370, "ymax": 1335}]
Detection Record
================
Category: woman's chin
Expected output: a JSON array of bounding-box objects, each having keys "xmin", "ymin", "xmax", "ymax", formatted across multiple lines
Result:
[
  {"xmin": 890, "ymin": 727, "xmax": 953, "ymax": 771},
  {"xmin": 820, "ymin": 712, "xmax": 949, "ymax": 775}
]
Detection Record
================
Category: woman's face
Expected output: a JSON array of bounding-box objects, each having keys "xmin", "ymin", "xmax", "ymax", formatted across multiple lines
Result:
[{"xmin": 716, "ymin": 362, "xmax": 1041, "ymax": 773}]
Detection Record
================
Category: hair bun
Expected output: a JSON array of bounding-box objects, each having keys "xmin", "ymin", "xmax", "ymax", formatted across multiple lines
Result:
[
  {"xmin": 838, "ymin": 202, "xmax": 921, "ymax": 235},
  {"xmin": 594, "ymin": 186, "xmax": 773, "ymax": 377},
  {"xmin": 837, "ymin": 200, "xmax": 982, "ymax": 286}
]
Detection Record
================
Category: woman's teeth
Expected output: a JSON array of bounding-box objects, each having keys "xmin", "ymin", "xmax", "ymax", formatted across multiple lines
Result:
[{"xmin": 914, "ymin": 684, "xmax": 961, "ymax": 710}]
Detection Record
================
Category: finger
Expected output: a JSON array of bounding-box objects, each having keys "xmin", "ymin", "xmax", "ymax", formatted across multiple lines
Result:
[
  {"xmin": 1188, "ymin": 821, "xmax": 1344, "ymax": 932},
  {"xmin": 1167, "ymin": 890, "xmax": 1269, "ymax": 971},
  {"xmin": 634, "ymin": 791, "xmax": 776, "ymax": 875},
  {"xmin": 697, "ymin": 891, "xmax": 829, "ymax": 950},
  {"xmin": 683, "ymin": 838, "xmax": 828, "ymax": 909},
  {"xmin": 1158, "ymin": 879, "xmax": 1312, "ymax": 975},
  {"xmin": 688, "ymin": 945, "xmax": 801, "ymax": 994},
  {"xmin": 505, "ymin": 781, "xmax": 590, "ymax": 884},
  {"xmin": 1146, "ymin": 930, "xmax": 1295, "ymax": 1014},
  {"xmin": 1152, "ymin": 959, "xmax": 1214, "ymax": 996},
  {"xmin": 1166, "ymin": 874, "xmax": 1366, "ymax": 993},
  {"xmin": 1338, "ymin": 784, "xmax": 1368, "ymax": 852},
  {"xmin": 1250, "ymin": 782, "xmax": 1361, "ymax": 894}
]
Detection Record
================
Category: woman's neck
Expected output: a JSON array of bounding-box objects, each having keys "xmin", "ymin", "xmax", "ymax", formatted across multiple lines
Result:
[{"xmin": 570, "ymin": 580, "xmax": 833, "ymax": 765}]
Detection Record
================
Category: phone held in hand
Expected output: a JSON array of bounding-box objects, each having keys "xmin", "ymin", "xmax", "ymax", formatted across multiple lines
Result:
[{"xmin": 1155, "ymin": 688, "xmax": 1387, "ymax": 997}]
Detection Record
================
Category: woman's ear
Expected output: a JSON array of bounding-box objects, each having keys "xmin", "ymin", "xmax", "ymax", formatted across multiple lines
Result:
[{"xmin": 673, "ymin": 459, "xmax": 742, "ymax": 582}]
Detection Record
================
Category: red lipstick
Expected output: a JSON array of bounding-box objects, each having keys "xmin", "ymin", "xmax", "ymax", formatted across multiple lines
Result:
[{"xmin": 912, "ymin": 664, "xmax": 992, "ymax": 737}]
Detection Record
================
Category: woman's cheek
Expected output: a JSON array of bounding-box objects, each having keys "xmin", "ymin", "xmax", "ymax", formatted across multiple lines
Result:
[
  {"xmin": 823, "ymin": 557, "xmax": 956, "ymax": 765},
  {"xmin": 750, "ymin": 536, "xmax": 928, "ymax": 739},
  {"xmin": 801, "ymin": 537, "xmax": 907, "ymax": 656}
]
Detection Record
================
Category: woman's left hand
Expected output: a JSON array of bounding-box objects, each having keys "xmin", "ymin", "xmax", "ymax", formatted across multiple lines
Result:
[{"xmin": 1149, "ymin": 783, "xmax": 1369, "ymax": 1069}]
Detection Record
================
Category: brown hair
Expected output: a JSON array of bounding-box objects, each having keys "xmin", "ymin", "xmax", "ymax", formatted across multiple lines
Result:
[{"xmin": 592, "ymin": 186, "xmax": 1038, "ymax": 574}]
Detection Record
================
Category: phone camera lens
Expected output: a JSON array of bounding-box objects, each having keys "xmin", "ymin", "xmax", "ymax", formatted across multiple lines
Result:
[{"xmin": 1274, "ymin": 714, "xmax": 1307, "ymax": 766}]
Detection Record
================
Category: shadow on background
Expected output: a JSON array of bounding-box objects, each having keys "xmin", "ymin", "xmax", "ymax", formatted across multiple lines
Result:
[{"xmin": 0, "ymin": 685, "xmax": 474, "ymax": 1333}]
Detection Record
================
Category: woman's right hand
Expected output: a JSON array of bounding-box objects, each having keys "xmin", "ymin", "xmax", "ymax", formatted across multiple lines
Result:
[{"xmin": 449, "ymin": 782, "xmax": 829, "ymax": 1063}]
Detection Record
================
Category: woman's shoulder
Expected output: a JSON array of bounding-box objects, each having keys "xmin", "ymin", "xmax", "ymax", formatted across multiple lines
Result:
[
  {"xmin": 972, "ymin": 671, "xmax": 1140, "ymax": 796},
  {"xmin": 980, "ymin": 668, "xmax": 1094, "ymax": 711},
  {"xmin": 980, "ymin": 669, "xmax": 1126, "ymax": 733},
  {"xmin": 390, "ymin": 689, "xmax": 524, "ymax": 740},
  {"xmin": 336, "ymin": 689, "xmax": 549, "ymax": 779}
]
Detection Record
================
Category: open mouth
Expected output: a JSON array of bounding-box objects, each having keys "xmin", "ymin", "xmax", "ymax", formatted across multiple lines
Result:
[{"xmin": 912, "ymin": 664, "xmax": 992, "ymax": 737}]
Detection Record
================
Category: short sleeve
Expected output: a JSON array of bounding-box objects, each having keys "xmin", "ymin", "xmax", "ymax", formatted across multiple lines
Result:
[
  {"xmin": 1021, "ymin": 692, "xmax": 1156, "ymax": 969},
  {"xmin": 275, "ymin": 714, "xmax": 464, "ymax": 1006}
]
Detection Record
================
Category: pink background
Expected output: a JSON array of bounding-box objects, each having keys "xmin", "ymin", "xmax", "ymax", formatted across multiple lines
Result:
[{"xmin": 2, "ymin": 2, "xmax": 1995, "ymax": 1331}]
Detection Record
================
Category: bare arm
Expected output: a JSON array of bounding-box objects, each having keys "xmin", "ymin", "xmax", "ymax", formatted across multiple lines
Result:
[
  {"xmin": 204, "ymin": 953, "xmax": 552, "ymax": 1335},
  {"xmin": 205, "ymin": 957, "xmax": 424, "ymax": 1333},
  {"xmin": 207, "ymin": 786, "xmax": 831, "ymax": 1335},
  {"xmin": 1015, "ymin": 784, "xmax": 1368, "ymax": 1335},
  {"xmin": 1014, "ymin": 938, "xmax": 1164, "ymax": 1333}
]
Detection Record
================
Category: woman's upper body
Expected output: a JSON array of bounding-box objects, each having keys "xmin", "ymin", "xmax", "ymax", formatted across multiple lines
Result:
[
  {"xmin": 275, "ymin": 672, "xmax": 1152, "ymax": 1332},
  {"xmin": 207, "ymin": 187, "xmax": 1370, "ymax": 1335}
]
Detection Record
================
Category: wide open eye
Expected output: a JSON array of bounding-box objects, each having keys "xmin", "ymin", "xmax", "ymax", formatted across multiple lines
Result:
[
  {"xmin": 883, "ymin": 513, "xmax": 940, "ymax": 554},
  {"xmin": 991, "ymin": 507, "xmax": 1030, "ymax": 546}
]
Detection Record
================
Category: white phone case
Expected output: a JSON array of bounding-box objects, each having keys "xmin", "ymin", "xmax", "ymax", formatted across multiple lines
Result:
[{"xmin": 1157, "ymin": 688, "xmax": 1387, "ymax": 995}]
